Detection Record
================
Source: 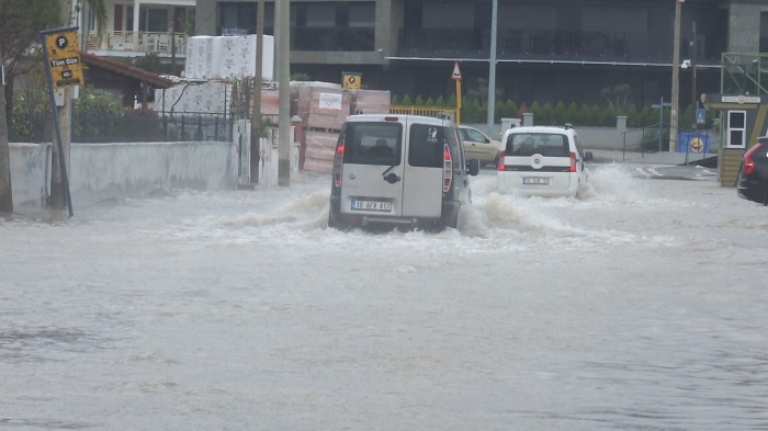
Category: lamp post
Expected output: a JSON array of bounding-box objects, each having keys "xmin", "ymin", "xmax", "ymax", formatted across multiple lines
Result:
[
  {"xmin": 486, "ymin": 0, "xmax": 498, "ymax": 136},
  {"xmin": 669, "ymin": 0, "xmax": 683, "ymax": 152}
]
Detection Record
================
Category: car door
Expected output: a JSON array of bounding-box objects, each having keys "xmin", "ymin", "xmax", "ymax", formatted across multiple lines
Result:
[
  {"xmin": 339, "ymin": 121, "xmax": 405, "ymax": 217},
  {"xmin": 461, "ymin": 127, "xmax": 496, "ymax": 163},
  {"xmin": 401, "ymin": 120, "xmax": 445, "ymax": 218}
]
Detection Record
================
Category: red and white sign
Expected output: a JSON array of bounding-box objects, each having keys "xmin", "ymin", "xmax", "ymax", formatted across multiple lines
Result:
[{"xmin": 451, "ymin": 61, "xmax": 462, "ymax": 81}]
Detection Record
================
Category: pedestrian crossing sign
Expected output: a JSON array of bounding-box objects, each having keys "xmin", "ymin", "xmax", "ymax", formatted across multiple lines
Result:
[{"xmin": 696, "ymin": 108, "xmax": 706, "ymax": 124}]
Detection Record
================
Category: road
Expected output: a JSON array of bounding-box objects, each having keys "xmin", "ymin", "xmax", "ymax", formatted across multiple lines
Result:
[{"xmin": 1, "ymin": 164, "xmax": 766, "ymax": 431}]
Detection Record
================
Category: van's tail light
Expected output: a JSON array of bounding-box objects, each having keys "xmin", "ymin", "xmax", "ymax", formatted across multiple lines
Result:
[
  {"xmin": 498, "ymin": 151, "xmax": 505, "ymax": 171},
  {"xmin": 569, "ymin": 152, "xmax": 577, "ymax": 172},
  {"xmin": 443, "ymin": 144, "xmax": 452, "ymax": 193},
  {"xmin": 333, "ymin": 141, "xmax": 345, "ymax": 187},
  {"xmin": 743, "ymin": 143, "xmax": 763, "ymax": 175}
]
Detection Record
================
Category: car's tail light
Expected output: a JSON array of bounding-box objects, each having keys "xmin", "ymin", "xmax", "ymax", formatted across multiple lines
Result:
[
  {"xmin": 569, "ymin": 152, "xmax": 577, "ymax": 172},
  {"xmin": 443, "ymin": 144, "xmax": 452, "ymax": 193},
  {"xmin": 498, "ymin": 151, "xmax": 505, "ymax": 171},
  {"xmin": 333, "ymin": 141, "xmax": 345, "ymax": 187},
  {"xmin": 743, "ymin": 143, "xmax": 763, "ymax": 175}
]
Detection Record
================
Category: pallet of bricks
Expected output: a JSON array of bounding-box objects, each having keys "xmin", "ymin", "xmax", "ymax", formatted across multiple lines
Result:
[{"xmin": 297, "ymin": 82, "xmax": 390, "ymax": 174}]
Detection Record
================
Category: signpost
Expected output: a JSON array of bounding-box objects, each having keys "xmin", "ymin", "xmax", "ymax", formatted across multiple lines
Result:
[
  {"xmin": 41, "ymin": 26, "xmax": 84, "ymax": 217},
  {"xmin": 452, "ymin": 61, "xmax": 462, "ymax": 124}
]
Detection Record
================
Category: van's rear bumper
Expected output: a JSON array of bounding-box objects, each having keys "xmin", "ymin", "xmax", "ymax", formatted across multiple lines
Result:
[{"xmin": 329, "ymin": 195, "xmax": 454, "ymax": 229}]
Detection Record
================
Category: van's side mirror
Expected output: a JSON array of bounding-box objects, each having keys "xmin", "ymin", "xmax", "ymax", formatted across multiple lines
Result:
[
  {"xmin": 468, "ymin": 158, "xmax": 480, "ymax": 176},
  {"xmin": 584, "ymin": 151, "xmax": 594, "ymax": 161}
]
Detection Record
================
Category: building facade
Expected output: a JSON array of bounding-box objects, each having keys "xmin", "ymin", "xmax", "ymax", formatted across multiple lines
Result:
[
  {"xmin": 79, "ymin": 0, "xmax": 196, "ymax": 59},
  {"xmin": 193, "ymin": 0, "xmax": 768, "ymax": 111}
]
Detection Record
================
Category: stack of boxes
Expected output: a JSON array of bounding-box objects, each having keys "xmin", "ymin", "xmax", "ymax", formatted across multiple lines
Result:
[{"xmin": 295, "ymin": 83, "xmax": 390, "ymax": 174}]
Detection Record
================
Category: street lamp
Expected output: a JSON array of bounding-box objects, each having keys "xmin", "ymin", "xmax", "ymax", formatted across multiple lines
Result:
[{"xmin": 486, "ymin": 0, "xmax": 498, "ymax": 136}]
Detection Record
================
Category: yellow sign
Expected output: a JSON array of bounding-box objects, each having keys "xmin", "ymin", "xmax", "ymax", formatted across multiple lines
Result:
[
  {"xmin": 342, "ymin": 72, "xmax": 361, "ymax": 90},
  {"xmin": 45, "ymin": 30, "xmax": 84, "ymax": 89}
]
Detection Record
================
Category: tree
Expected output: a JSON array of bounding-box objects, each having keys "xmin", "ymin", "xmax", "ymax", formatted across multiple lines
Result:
[
  {"xmin": 600, "ymin": 84, "xmax": 632, "ymax": 112},
  {"xmin": 0, "ymin": 0, "xmax": 58, "ymax": 128},
  {"xmin": 0, "ymin": 0, "xmax": 106, "ymax": 126}
]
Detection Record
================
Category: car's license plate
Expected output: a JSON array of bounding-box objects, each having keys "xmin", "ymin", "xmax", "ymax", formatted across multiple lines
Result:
[
  {"xmin": 522, "ymin": 177, "xmax": 550, "ymax": 185},
  {"xmin": 351, "ymin": 199, "xmax": 392, "ymax": 212}
]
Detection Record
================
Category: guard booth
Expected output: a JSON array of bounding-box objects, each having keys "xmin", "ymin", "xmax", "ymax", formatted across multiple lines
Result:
[{"xmin": 703, "ymin": 53, "xmax": 768, "ymax": 187}]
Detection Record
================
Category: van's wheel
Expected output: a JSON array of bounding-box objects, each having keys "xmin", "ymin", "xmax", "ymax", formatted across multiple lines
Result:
[
  {"xmin": 328, "ymin": 210, "xmax": 344, "ymax": 229},
  {"xmin": 442, "ymin": 212, "xmax": 459, "ymax": 230},
  {"xmin": 418, "ymin": 219, "xmax": 444, "ymax": 232}
]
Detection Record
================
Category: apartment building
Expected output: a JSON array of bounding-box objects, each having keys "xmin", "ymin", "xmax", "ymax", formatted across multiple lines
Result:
[
  {"xmin": 80, "ymin": 0, "xmax": 196, "ymax": 59},
  {"xmin": 193, "ymin": 0, "xmax": 768, "ymax": 109}
]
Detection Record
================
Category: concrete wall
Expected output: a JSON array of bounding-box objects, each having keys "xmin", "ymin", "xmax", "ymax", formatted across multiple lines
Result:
[
  {"xmin": 10, "ymin": 141, "xmax": 238, "ymax": 214},
  {"xmin": 467, "ymin": 117, "xmax": 642, "ymax": 150}
]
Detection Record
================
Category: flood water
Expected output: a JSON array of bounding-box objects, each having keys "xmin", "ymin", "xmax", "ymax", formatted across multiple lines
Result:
[{"xmin": 2, "ymin": 166, "xmax": 767, "ymax": 430}]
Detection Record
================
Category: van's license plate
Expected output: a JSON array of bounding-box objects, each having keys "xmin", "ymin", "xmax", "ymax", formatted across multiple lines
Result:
[
  {"xmin": 351, "ymin": 199, "xmax": 392, "ymax": 212},
  {"xmin": 522, "ymin": 177, "xmax": 550, "ymax": 185}
]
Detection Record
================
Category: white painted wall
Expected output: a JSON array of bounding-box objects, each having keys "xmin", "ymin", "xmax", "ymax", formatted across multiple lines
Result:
[{"xmin": 10, "ymin": 141, "xmax": 238, "ymax": 214}]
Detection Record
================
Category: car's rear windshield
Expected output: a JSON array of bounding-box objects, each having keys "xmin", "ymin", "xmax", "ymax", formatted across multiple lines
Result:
[
  {"xmin": 506, "ymin": 133, "xmax": 569, "ymax": 157},
  {"xmin": 341, "ymin": 122, "xmax": 402, "ymax": 166}
]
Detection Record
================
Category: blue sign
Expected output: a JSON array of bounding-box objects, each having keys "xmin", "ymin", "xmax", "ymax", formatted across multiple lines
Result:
[{"xmin": 696, "ymin": 108, "xmax": 707, "ymax": 124}]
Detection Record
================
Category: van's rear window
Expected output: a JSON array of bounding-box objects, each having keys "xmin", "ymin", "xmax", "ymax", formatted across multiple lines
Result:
[
  {"xmin": 341, "ymin": 123, "xmax": 402, "ymax": 166},
  {"xmin": 506, "ymin": 133, "xmax": 569, "ymax": 157},
  {"xmin": 408, "ymin": 124, "xmax": 447, "ymax": 168}
]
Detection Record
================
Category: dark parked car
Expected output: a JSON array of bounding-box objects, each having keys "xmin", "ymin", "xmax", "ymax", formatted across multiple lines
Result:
[{"xmin": 737, "ymin": 137, "xmax": 768, "ymax": 205}]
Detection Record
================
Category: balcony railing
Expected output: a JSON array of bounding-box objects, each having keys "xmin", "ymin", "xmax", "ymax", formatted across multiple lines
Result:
[{"xmin": 88, "ymin": 31, "xmax": 189, "ymax": 55}]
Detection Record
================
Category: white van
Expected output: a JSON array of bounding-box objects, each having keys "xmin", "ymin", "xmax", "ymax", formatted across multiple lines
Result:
[
  {"xmin": 497, "ymin": 124, "xmax": 592, "ymax": 198},
  {"xmin": 328, "ymin": 114, "xmax": 480, "ymax": 230}
]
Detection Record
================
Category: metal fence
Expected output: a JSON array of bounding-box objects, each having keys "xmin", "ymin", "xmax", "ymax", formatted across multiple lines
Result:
[
  {"xmin": 11, "ymin": 112, "xmax": 237, "ymax": 143},
  {"xmin": 620, "ymin": 123, "xmax": 671, "ymax": 159},
  {"xmin": 389, "ymin": 106, "xmax": 458, "ymax": 121}
]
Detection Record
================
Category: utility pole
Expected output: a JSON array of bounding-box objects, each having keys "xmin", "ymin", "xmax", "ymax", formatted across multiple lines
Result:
[
  {"xmin": 80, "ymin": 0, "xmax": 89, "ymax": 51},
  {"xmin": 50, "ymin": 0, "xmax": 73, "ymax": 208},
  {"xmin": 669, "ymin": 0, "xmax": 683, "ymax": 153},
  {"xmin": 250, "ymin": 0, "xmax": 265, "ymax": 184},
  {"xmin": 277, "ymin": 0, "xmax": 290, "ymax": 187},
  {"xmin": 486, "ymin": 0, "xmax": 498, "ymax": 136},
  {"xmin": 0, "ymin": 41, "xmax": 13, "ymax": 214},
  {"xmin": 690, "ymin": 21, "xmax": 697, "ymax": 116}
]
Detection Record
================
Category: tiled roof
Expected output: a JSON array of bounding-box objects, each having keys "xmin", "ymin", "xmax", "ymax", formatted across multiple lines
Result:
[{"xmin": 79, "ymin": 52, "xmax": 175, "ymax": 88}]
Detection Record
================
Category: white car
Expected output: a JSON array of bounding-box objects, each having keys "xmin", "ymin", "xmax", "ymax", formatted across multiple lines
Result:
[{"xmin": 497, "ymin": 124, "xmax": 592, "ymax": 198}]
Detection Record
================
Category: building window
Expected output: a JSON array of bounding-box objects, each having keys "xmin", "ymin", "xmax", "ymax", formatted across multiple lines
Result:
[
  {"xmin": 126, "ymin": 6, "xmax": 134, "ymax": 31},
  {"xmin": 422, "ymin": 2, "xmax": 474, "ymax": 29},
  {"xmin": 139, "ymin": 7, "xmax": 169, "ymax": 32},
  {"xmin": 305, "ymin": 3, "xmax": 335, "ymax": 27},
  {"xmin": 218, "ymin": 2, "xmax": 275, "ymax": 36},
  {"xmin": 761, "ymin": 12, "xmax": 768, "ymax": 53},
  {"xmin": 292, "ymin": 2, "xmax": 375, "ymax": 52},
  {"xmin": 349, "ymin": 3, "xmax": 374, "ymax": 28},
  {"xmin": 726, "ymin": 110, "xmax": 746, "ymax": 148}
]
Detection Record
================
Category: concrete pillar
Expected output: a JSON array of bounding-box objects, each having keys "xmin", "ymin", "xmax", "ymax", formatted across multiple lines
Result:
[
  {"xmin": 501, "ymin": 117, "xmax": 521, "ymax": 134},
  {"xmin": 522, "ymin": 112, "xmax": 534, "ymax": 127}
]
